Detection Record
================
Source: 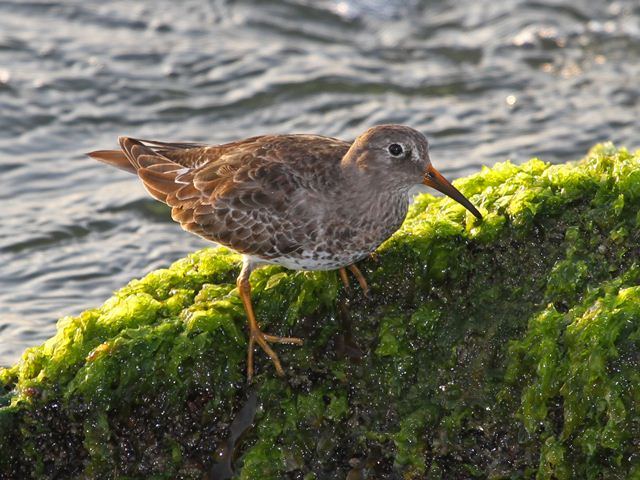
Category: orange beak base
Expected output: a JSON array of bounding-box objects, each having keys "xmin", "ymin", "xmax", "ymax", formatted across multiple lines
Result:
[{"xmin": 423, "ymin": 165, "xmax": 482, "ymax": 220}]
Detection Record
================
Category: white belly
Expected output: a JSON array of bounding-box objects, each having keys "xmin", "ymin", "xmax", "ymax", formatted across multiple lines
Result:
[{"xmin": 258, "ymin": 250, "xmax": 369, "ymax": 271}]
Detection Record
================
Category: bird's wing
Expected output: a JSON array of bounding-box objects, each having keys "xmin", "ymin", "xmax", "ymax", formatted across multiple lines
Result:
[{"xmin": 117, "ymin": 135, "xmax": 350, "ymax": 257}]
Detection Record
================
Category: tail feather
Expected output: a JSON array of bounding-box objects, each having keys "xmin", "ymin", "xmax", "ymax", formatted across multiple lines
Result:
[
  {"xmin": 138, "ymin": 168, "xmax": 181, "ymax": 194},
  {"xmin": 88, "ymin": 137, "xmax": 197, "ymax": 206},
  {"xmin": 87, "ymin": 150, "xmax": 136, "ymax": 174}
]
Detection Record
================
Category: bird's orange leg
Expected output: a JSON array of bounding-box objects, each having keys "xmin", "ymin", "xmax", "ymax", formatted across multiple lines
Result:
[
  {"xmin": 339, "ymin": 264, "xmax": 370, "ymax": 297},
  {"xmin": 347, "ymin": 264, "xmax": 369, "ymax": 297},
  {"xmin": 237, "ymin": 261, "xmax": 303, "ymax": 381},
  {"xmin": 338, "ymin": 267, "xmax": 351, "ymax": 291}
]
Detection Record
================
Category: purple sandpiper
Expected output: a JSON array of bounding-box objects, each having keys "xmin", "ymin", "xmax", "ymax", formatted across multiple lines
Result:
[{"xmin": 89, "ymin": 125, "xmax": 482, "ymax": 380}]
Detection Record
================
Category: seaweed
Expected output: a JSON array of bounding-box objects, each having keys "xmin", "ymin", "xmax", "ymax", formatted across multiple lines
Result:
[{"xmin": 1, "ymin": 143, "xmax": 639, "ymax": 478}]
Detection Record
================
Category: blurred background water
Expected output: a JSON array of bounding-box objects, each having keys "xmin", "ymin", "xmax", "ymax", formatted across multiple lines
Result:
[{"xmin": 0, "ymin": 0, "xmax": 639, "ymax": 366}]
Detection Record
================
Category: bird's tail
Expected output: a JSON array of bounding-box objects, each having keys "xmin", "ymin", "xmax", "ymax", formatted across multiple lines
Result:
[{"xmin": 87, "ymin": 149, "xmax": 137, "ymax": 174}]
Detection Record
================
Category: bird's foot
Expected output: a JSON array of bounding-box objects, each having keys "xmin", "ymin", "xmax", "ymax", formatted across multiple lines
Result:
[{"xmin": 247, "ymin": 327, "xmax": 303, "ymax": 381}]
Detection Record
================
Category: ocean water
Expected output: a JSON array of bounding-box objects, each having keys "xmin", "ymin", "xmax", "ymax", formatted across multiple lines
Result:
[{"xmin": 1, "ymin": 0, "xmax": 639, "ymax": 366}]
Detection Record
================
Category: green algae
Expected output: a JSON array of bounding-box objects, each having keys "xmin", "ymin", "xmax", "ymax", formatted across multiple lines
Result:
[{"xmin": 1, "ymin": 143, "xmax": 640, "ymax": 478}]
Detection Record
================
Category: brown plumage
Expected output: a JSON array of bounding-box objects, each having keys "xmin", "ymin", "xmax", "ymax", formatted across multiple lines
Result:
[{"xmin": 89, "ymin": 125, "xmax": 482, "ymax": 380}]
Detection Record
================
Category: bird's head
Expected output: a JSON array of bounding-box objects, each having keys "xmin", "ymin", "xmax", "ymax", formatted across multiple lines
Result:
[{"xmin": 344, "ymin": 124, "xmax": 482, "ymax": 219}]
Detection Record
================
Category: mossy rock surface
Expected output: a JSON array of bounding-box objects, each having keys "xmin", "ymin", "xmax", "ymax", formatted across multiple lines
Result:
[{"xmin": 1, "ymin": 144, "xmax": 640, "ymax": 479}]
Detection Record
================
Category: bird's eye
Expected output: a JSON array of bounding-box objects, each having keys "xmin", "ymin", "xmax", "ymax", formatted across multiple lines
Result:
[{"xmin": 388, "ymin": 143, "xmax": 403, "ymax": 156}]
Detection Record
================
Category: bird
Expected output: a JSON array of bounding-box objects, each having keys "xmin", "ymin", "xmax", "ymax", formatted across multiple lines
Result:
[{"xmin": 88, "ymin": 124, "xmax": 482, "ymax": 381}]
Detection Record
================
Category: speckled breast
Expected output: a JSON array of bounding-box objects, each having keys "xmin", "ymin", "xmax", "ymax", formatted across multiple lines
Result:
[{"xmin": 262, "ymin": 190, "xmax": 411, "ymax": 271}]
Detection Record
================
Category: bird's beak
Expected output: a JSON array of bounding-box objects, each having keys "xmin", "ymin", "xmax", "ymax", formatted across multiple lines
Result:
[{"xmin": 423, "ymin": 164, "xmax": 482, "ymax": 220}]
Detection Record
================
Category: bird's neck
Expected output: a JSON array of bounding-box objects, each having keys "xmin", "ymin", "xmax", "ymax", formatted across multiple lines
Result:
[{"xmin": 334, "ymin": 164, "xmax": 411, "ymax": 224}]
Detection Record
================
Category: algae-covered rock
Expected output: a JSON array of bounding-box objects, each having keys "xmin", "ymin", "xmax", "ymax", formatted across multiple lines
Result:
[{"xmin": 1, "ymin": 143, "xmax": 640, "ymax": 479}]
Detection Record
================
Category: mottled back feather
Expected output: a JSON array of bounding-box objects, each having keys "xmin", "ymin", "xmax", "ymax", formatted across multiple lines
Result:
[{"xmin": 91, "ymin": 135, "xmax": 351, "ymax": 260}]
